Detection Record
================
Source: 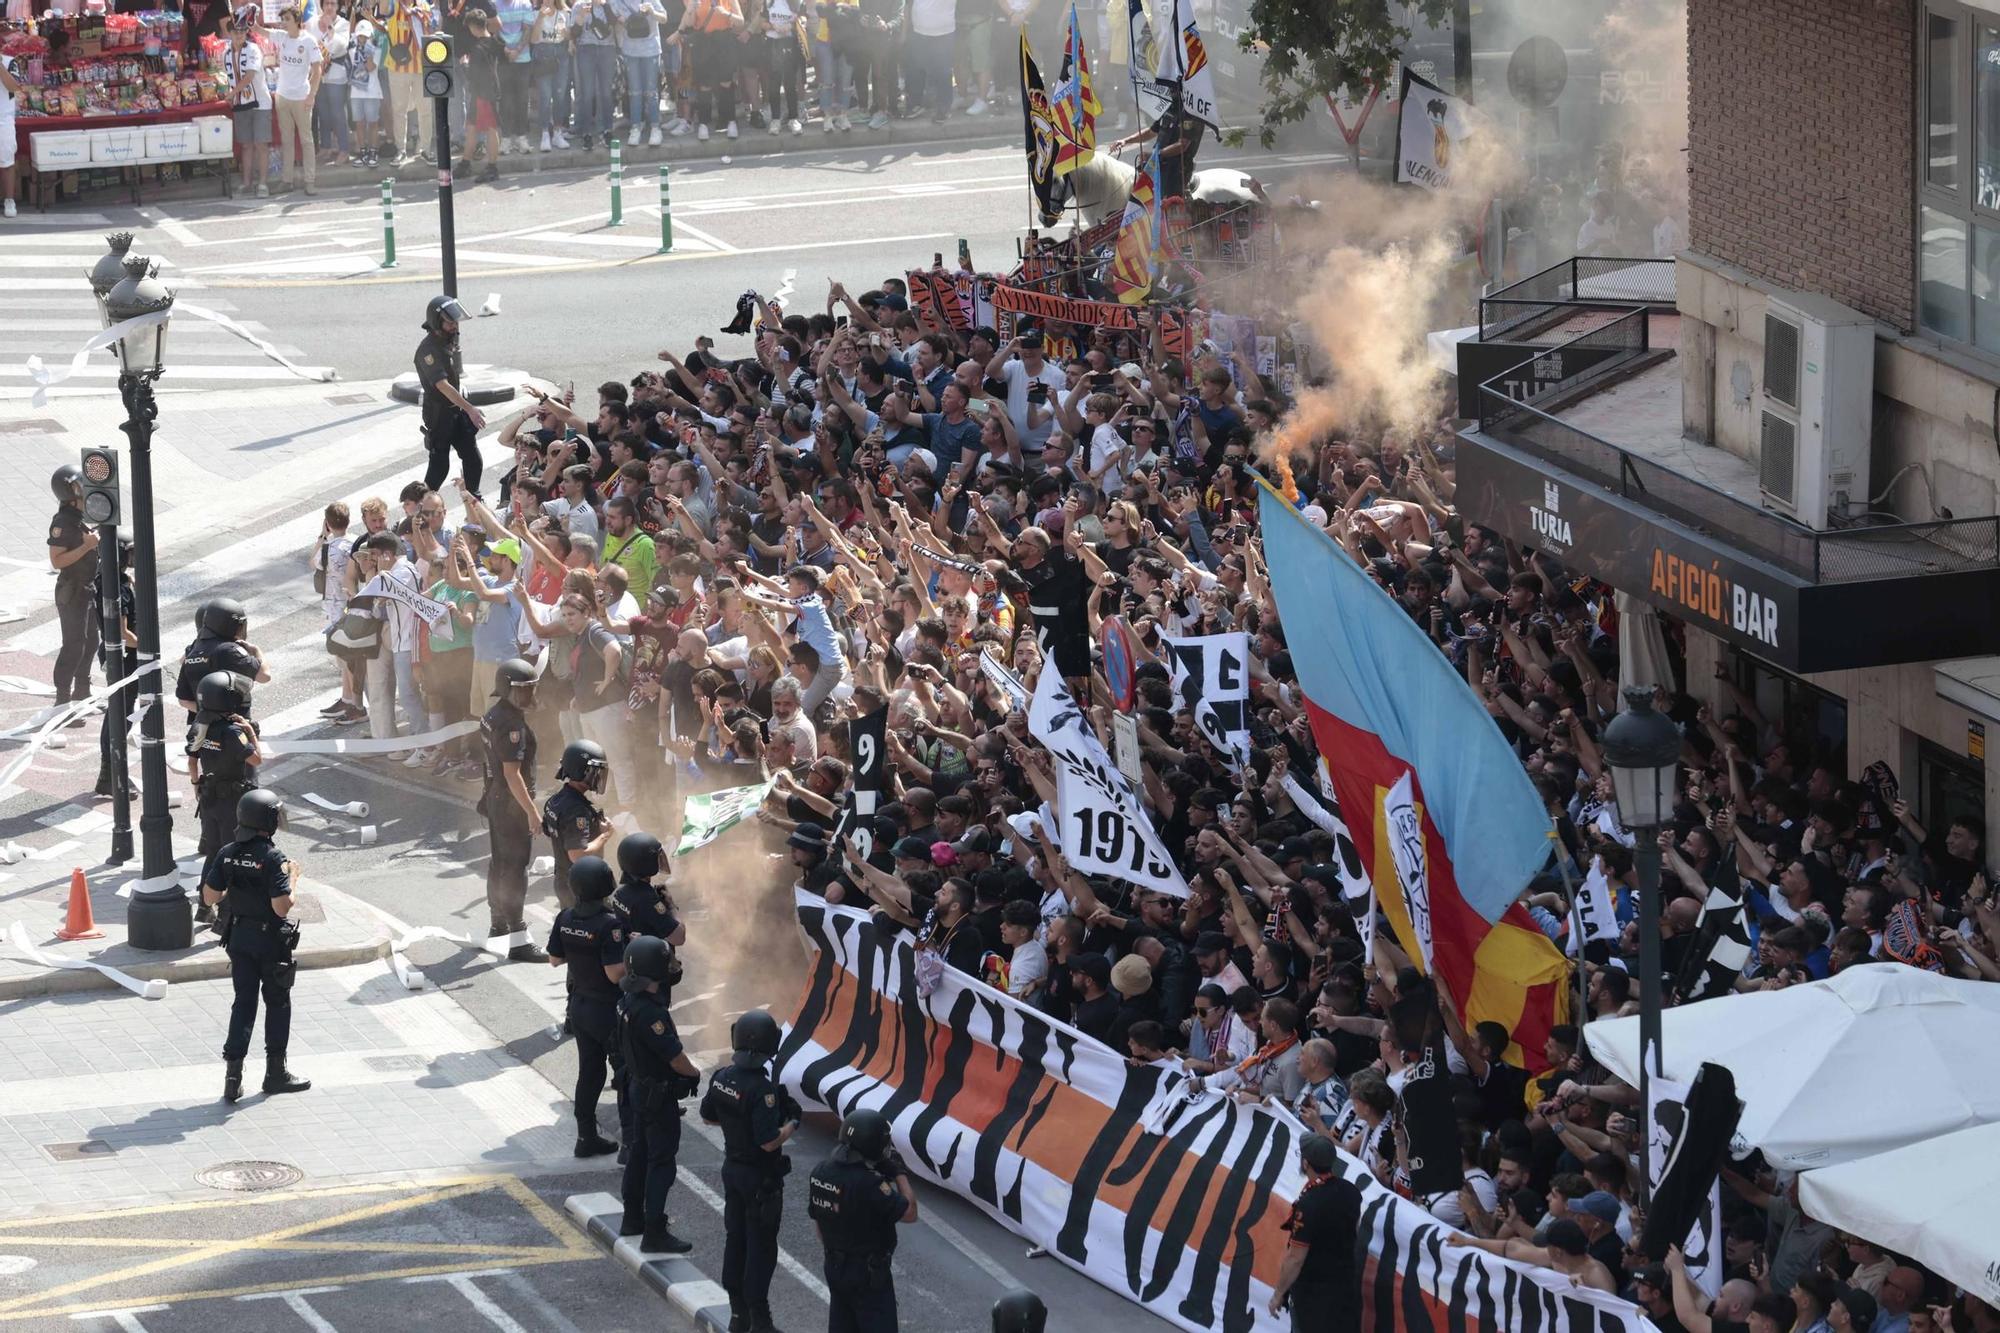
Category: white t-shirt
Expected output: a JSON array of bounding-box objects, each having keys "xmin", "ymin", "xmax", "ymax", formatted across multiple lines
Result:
[
  {"xmin": 1000, "ymin": 358, "xmax": 1066, "ymax": 455},
  {"xmin": 272, "ymin": 31, "xmax": 323, "ymax": 101},
  {"xmin": 909, "ymin": 0, "xmax": 954, "ymax": 36},
  {"xmin": 317, "ymin": 18, "xmax": 350, "ymax": 83},
  {"xmin": 1006, "ymin": 938, "xmax": 1048, "ymax": 999},
  {"xmin": 0, "ymin": 55, "xmax": 23, "ymax": 119},
  {"xmin": 227, "ymin": 41, "xmax": 274, "ymax": 110},
  {"xmin": 1088, "ymin": 422, "xmax": 1130, "ymax": 495}
]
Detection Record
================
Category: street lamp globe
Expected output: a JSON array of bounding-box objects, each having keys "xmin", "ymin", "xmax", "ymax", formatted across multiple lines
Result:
[
  {"xmin": 1602, "ymin": 685, "xmax": 1681, "ymax": 831},
  {"xmin": 101, "ymin": 254, "xmax": 175, "ymax": 378},
  {"xmin": 85, "ymin": 231, "xmax": 136, "ymax": 315}
]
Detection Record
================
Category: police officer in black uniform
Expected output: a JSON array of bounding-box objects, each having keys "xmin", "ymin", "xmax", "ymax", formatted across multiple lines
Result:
[
  {"xmin": 544, "ymin": 739, "xmax": 611, "ymax": 912},
  {"xmin": 612, "ymin": 832, "xmax": 685, "ymax": 951},
  {"xmin": 700, "ymin": 1009, "xmax": 800, "ymax": 1333},
  {"xmin": 416, "ymin": 294, "xmax": 486, "ymax": 496},
  {"xmin": 480, "ymin": 657, "xmax": 547, "ymax": 962},
  {"xmin": 199, "ymin": 790, "xmax": 311, "ymax": 1104},
  {"xmin": 47, "ymin": 464, "xmax": 100, "ymax": 708},
  {"xmin": 188, "ymin": 671, "xmax": 261, "ymax": 861},
  {"xmin": 546, "ymin": 854, "xmax": 626, "ymax": 1159},
  {"xmin": 807, "ymin": 1108, "xmax": 917, "ymax": 1332},
  {"xmin": 174, "ymin": 599, "xmax": 268, "ymax": 726},
  {"xmin": 93, "ymin": 529, "xmax": 136, "ymax": 799},
  {"xmin": 618, "ymin": 935, "xmax": 701, "ymax": 1255}
]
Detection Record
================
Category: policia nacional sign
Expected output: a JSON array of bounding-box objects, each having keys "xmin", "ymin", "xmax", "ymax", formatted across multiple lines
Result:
[{"xmin": 1456, "ymin": 431, "xmax": 2000, "ymax": 674}]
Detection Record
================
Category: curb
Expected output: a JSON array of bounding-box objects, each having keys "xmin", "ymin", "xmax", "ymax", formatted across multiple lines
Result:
[
  {"xmin": 566, "ymin": 1191, "xmax": 735, "ymax": 1331},
  {"xmin": 0, "ymin": 930, "xmax": 393, "ymax": 1002}
]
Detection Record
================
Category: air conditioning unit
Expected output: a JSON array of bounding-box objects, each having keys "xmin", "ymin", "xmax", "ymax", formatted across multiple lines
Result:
[{"xmin": 1757, "ymin": 291, "xmax": 1876, "ymax": 527}]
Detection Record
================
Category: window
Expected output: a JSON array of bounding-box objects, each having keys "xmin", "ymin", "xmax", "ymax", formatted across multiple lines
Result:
[{"xmin": 1917, "ymin": 4, "xmax": 2000, "ymax": 349}]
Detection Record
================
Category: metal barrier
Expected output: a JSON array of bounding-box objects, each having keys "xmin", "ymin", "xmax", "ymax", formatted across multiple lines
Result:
[
  {"xmin": 1479, "ymin": 255, "xmax": 1676, "ymax": 341},
  {"xmin": 1476, "ymin": 314, "xmax": 2000, "ymax": 583}
]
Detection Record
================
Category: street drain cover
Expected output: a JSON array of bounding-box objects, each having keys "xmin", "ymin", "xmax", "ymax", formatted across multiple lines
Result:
[
  {"xmin": 42, "ymin": 1141, "xmax": 114, "ymax": 1162},
  {"xmin": 196, "ymin": 1160, "xmax": 303, "ymax": 1192}
]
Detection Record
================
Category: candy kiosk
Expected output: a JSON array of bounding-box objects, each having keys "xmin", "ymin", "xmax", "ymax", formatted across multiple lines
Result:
[{"xmin": 3, "ymin": 6, "xmax": 237, "ymax": 206}]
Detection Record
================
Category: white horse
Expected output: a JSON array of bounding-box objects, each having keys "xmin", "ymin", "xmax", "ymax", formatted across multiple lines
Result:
[{"xmin": 1065, "ymin": 155, "xmax": 1260, "ymax": 228}]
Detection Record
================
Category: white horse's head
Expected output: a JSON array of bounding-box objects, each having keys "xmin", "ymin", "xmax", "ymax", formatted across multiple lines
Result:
[{"xmin": 1068, "ymin": 153, "xmax": 1139, "ymax": 227}]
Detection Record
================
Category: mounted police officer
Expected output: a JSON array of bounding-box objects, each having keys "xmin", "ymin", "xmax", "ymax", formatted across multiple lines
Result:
[
  {"xmin": 481, "ymin": 657, "xmax": 547, "ymax": 962},
  {"xmin": 546, "ymin": 854, "xmax": 625, "ymax": 1159},
  {"xmin": 543, "ymin": 739, "xmax": 611, "ymax": 912},
  {"xmin": 173, "ymin": 598, "xmax": 267, "ymax": 728},
  {"xmin": 47, "ymin": 464, "xmax": 99, "ymax": 709},
  {"xmin": 700, "ymin": 1009, "xmax": 799, "ymax": 1333},
  {"xmin": 807, "ymin": 1108, "xmax": 917, "ymax": 1332},
  {"xmin": 617, "ymin": 935, "xmax": 701, "ymax": 1255},
  {"xmin": 199, "ymin": 789, "xmax": 310, "ymax": 1104},
  {"xmin": 415, "ymin": 294, "xmax": 486, "ymax": 496}
]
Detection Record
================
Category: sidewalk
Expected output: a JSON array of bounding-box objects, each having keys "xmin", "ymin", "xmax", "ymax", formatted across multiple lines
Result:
[
  {"xmin": 0, "ymin": 959, "xmax": 575, "ymax": 1217},
  {"xmin": 0, "ymin": 836, "xmax": 391, "ymax": 1000},
  {"xmin": 28, "ymin": 114, "xmax": 1010, "ymax": 211}
]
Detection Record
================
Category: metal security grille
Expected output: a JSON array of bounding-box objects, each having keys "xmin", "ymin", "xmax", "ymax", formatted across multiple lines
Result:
[{"xmin": 1763, "ymin": 311, "xmax": 1801, "ymax": 410}]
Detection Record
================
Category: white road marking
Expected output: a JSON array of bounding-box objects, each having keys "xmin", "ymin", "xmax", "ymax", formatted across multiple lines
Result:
[
  {"xmin": 518, "ymin": 230, "xmax": 714, "ymax": 251},
  {"xmin": 143, "ymin": 209, "xmax": 203, "ymax": 247},
  {"xmin": 403, "ymin": 1270, "xmax": 528, "ymax": 1333},
  {"xmin": 493, "ymin": 1271, "xmax": 587, "ymax": 1333},
  {"xmin": 67, "ymin": 1305, "xmax": 168, "ymax": 1331},
  {"xmin": 235, "ymin": 1286, "xmax": 346, "ymax": 1333},
  {"xmin": 653, "ymin": 218, "xmax": 735, "ymax": 253}
]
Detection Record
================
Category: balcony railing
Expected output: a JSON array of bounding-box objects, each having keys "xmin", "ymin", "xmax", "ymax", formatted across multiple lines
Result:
[
  {"xmin": 1474, "ymin": 313, "xmax": 2000, "ymax": 583},
  {"xmin": 1478, "ymin": 255, "xmax": 1678, "ymax": 342}
]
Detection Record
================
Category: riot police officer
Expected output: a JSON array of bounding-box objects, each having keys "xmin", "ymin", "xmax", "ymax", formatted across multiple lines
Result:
[
  {"xmin": 546, "ymin": 854, "xmax": 625, "ymax": 1158},
  {"xmin": 990, "ymin": 1291, "xmax": 1047, "ymax": 1333},
  {"xmin": 807, "ymin": 1108, "xmax": 917, "ymax": 1332},
  {"xmin": 481, "ymin": 657, "xmax": 546, "ymax": 962},
  {"xmin": 618, "ymin": 935, "xmax": 701, "ymax": 1255},
  {"xmin": 612, "ymin": 832, "xmax": 686, "ymax": 951},
  {"xmin": 174, "ymin": 598, "xmax": 267, "ymax": 726},
  {"xmin": 47, "ymin": 464, "xmax": 100, "ymax": 708},
  {"xmin": 415, "ymin": 294, "xmax": 486, "ymax": 496},
  {"xmin": 199, "ymin": 789, "xmax": 310, "ymax": 1104},
  {"xmin": 700, "ymin": 1010, "xmax": 799, "ymax": 1333},
  {"xmin": 544, "ymin": 740, "xmax": 611, "ymax": 912},
  {"xmin": 188, "ymin": 671, "xmax": 261, "ymax": 860},
  {"xmin": 93, "ymin": 528, "xmax": 135, "ymax": 799}
]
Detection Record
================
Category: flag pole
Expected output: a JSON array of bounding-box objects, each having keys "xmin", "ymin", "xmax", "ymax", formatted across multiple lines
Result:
[{"xmin": 1547, "ymin": 820, "xmax": 1589, "ymax": 1026}]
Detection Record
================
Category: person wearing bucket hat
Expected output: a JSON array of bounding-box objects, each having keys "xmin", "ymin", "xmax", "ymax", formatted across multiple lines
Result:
[{"xmin": 1107, "ymin": 954, "xmax": 1159, "ymax": 1052}]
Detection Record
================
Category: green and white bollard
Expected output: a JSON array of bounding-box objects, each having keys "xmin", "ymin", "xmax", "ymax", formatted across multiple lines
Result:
[
  {"xmin": 657, "ymin": 163, "xmax": 672, "ymax": 253},
  {"xmin": 609, "ymin": 138, "xmax": 623, "ymax": 227},
  {"xmin": 380, "ymin": 178, "xmax": 397, "ymax": 269}
]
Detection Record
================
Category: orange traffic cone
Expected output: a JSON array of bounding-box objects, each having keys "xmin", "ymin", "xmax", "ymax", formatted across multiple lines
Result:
[{"xmin": 57, "ymin": 868, "xmax": 104, "ymax": 941}]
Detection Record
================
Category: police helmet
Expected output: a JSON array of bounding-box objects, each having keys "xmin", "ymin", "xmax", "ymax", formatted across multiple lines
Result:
[
  {"xmin": 731, "ymin": 1009, "xmax": 781, "ymax": 1058},
  {"xmin": 50, "ymin": 464, "xmax": 81, "ymax": 504},
  {"xmin": 200, "ymin": 597, "xmax": 248, "ymax": 640},
  {"xmin": 556, "ymin": 739, "xmax": 609, "ymax": 793},
  {"xmin": 115, "ymin": 528, "xmax": 133, "ymax": 567},
  {"xmin": 236, "ymin": 788, "xmax": 284, "ymax": 837},
  {"xmin": 425, "ymin": 294, "xmax": 470, "ymax": 334},
  {"xmin": 194, "ymin": 600, "xmax": 214, "ymax": 636},
  {"xmin": 990, "ymin": 1291, "xmax": 1048, "ymax": 1333},
  {"xmin": 493, "ymin": 656, "xmax": 539, "ymax": 697},
  {"xmin": 196, "ymin": 670, "xmax": 251, "ymax": 716},
  {"xmin": 570, "ymin": 855, "xmax": 616, "ymax": 901},
  {"xmin": 617, "ymin": 831, "xmax": 666, "ymax": 882},
  {"xmin": 837, "ymin": 1108, "xmax": 893, "ymax": 1162},
  {"xmin": 624, "ymin": 934, "xmax": 676, "ymax": 981}
]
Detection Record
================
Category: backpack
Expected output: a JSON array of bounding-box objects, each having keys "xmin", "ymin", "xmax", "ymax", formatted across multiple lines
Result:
[{"xmin": 622, "ymin": 6, "xmax": 650, "ymax": 38}]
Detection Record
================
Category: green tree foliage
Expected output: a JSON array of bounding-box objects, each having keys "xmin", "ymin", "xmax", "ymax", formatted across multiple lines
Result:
[{"xmin": 1236, "ymin": 0, "xmax": 1451, "ymax": 146}]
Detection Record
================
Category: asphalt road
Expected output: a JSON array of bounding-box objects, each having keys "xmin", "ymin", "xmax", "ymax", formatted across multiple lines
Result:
[{"xmin": 124, "ymin": 129, "xmax": 1349, "ymax": 387}]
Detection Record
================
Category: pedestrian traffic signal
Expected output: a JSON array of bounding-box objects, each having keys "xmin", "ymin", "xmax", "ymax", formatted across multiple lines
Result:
[
  {"xmin": 422, "ymin": 33, "xmax": 454, "ymax": 99},
  {"xmin": 78, "ymin": 447, "xmax": 119, "ymax": 526}
]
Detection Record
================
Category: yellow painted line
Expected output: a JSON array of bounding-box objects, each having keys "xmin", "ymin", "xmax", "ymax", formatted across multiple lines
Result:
[
  {"xmin": 0, "ymin": 1178, "xmax": 495, "ymax": 1314},
  {"xmin": 0, "ymin": 1235, "xmax": 577, "ymax": 1259},
  {"xmin": 493, "ymin": 1173, "xmax": 600, "ymax": 1258},
  {"xmin": 0, "ymin": 1253, "xmax": 587, "ymax": 1322}
]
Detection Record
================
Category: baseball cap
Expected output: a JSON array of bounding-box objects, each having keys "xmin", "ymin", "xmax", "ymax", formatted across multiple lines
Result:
[
  {"xmin": 1277, "ymin": 837, "xmax": 1313, "ymax": 864},
  {"xmin": 891, "ymin": 836, "xmax": 934, "ymax": 862},
  {"xmin": 1067, "ymin": 952, "xmax": 1112, "ymax": 986},
  {"xmin": 1192, "ymin": 931, "xmax": 1230, "ymax": 957},
  {"xmin": 1575, "ymin": 1191, "xmax": 1622, "ymax": 1224},
  {"xmin": 953, "ymin": 827, "xmax": 994, "ymax": 854},
  {"xmin": 929, "ymin": 841, "xmax": 959, "ymax": 868},
  {"xmin": 488, "ymin": 537, "xmax": 522, "ymax": 564},
  {"xmin": 1542, "ymin": 1218, "xmax": 1587, "ymax": 1256}
]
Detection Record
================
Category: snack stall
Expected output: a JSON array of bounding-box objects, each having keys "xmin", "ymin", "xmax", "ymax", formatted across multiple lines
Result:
[{"xmin": 2, "ymin": 8, "xmax": 235, "ymax": 204}]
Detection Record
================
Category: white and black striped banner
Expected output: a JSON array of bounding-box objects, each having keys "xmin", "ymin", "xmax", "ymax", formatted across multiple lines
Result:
[
  {"xmin": 1674, "ymin": 879, "xmax": 1751, "ymax": 1003},
  {"xmin": 1158, "ymin": 629, "xmax": 1251, "ymax": 764}
]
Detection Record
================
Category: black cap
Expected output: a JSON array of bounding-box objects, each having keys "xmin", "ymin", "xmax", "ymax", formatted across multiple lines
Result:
[
  {"xmin": 1542, "ymin": 1218, "xmax": 1587, "ymax": 1256},
  {"xmin": 1277, "ymin": 837, "xmax": 1313, "ymax": 863},
  {"xmin": 1193, "ymin": 931, "xmax": 1230, "ymax": 956},
  {"xmin": 1301, "ymin": 864, "xmax": 1346, "ymax": 891},
  {"xmin": 788, "ymin": 822, "xmax": 829, "ymax": 854},
  {"xmin": 1299, "ymin": 1134, "xmax": 1339, "ymax": 1174},
  {"xmin": 953, "ymin": 827, "xmax": 994, "ymax": 854},
  {"xmin": 891, "ymin": 836, "xmax": 934, "ymax": 862},
  {"xmin": 1067, "ymin": 952, "xmax": 1112, "ymax": 985}
]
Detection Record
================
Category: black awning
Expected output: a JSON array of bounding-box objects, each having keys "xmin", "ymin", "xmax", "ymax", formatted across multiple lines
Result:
[{"xmin": 1456, "ymin": 429, "xmax": 2000, "ymax": 673}]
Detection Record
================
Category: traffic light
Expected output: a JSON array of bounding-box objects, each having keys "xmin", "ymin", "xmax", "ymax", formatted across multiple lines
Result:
[
  {"xmin": 79, "ymin": 447, "xmax": 119, "ymax": 526},
  {"xmin": 422, "ymin": 33, "xmax": 454, "ymax": 99}
]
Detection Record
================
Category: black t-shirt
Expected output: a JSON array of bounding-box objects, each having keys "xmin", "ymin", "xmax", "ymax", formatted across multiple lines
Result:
[
  {"xmin": 1287, "ymin": 1174, "xmax": 1363, "ymax": 1297},
  {"xmin": 1020, "ymin": 550, "xmax": 1090, "ymax": 676},
  {"xmin": 1072, "ymin": 991, "xmax": 1119, "ymax": 1044},
  {"xmin": 1326, "ymin": 1026, "xmax": 1378, "ymax": 1079},
  {"xmin": 1476, "ymin": 1060, "xmax": 1531, "ymax": 1131}
]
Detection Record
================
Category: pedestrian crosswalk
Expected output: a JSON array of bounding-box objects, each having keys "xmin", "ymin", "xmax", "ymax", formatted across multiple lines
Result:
[{"xmin": 0, "ymin": 223, "xmax": 332, "ymax": 390}]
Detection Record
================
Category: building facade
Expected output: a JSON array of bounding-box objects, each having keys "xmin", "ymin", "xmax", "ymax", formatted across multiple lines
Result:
[{"xmin": 1455, "ymin": 0, "xmax": 2000, "ymax": 843}]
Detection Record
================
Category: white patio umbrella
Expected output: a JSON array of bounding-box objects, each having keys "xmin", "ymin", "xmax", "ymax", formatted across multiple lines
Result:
[
  {"xmin": 1584, "ymin": 965, "xmax": 2000, "ymax": 1169},
  {"xmin": 1798, "ymin": 1122, "xmax": 2000, "ymax": 1305}
]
